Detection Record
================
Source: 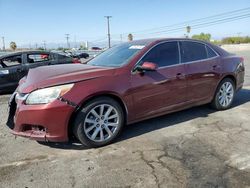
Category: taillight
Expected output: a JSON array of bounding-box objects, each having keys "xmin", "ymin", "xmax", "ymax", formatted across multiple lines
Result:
[
  {"xmin": 237, "ymin": 57, "xmax": 245, "ymax": 72},
  {"xmin": 72, "ymin": 58, "xmax": 81, "ymax": 64}
]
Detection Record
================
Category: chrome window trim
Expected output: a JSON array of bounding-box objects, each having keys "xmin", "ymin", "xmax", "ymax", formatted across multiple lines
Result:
[
  {"xmin": 177, "ymin": 41, "xmax": 181, "ymax": 64},
  {"xmin": 131, "ymin": 39, "xmax": 220, "ymax": 73},
  {"xmin": 180, "ymin": 55, "xmax": 219, "ymax": 65}
]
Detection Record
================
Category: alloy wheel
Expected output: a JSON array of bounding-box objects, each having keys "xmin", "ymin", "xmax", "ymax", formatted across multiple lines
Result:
[
  {"xmin": 83, "ymin": 104, "xmax": 120, "ymax": 142},
  {"xmin": 218, "ymin": 81, "xmax": 234, "ymax": 107}
]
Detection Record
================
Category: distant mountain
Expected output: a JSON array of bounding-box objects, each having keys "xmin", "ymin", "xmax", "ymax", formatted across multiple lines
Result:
[{"xmin": 18, "ymin": 40, "xmax": 123, "ymax": 50}]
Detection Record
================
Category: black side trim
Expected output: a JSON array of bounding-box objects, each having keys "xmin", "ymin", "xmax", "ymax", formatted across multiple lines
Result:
[{"xmin": 58, "ymin": 97, "xmax": 79, "ymax": 109}]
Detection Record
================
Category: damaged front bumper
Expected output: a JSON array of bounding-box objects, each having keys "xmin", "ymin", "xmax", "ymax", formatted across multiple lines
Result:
[{"xmin": 6, "ymin": 92, "xmax": 76, "ymax": 142}]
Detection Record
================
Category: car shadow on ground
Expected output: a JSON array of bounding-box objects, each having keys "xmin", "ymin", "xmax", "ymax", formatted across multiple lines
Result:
[{"xmin": 39, "ymin": 88, "xmax": 250, "ymax": 150}]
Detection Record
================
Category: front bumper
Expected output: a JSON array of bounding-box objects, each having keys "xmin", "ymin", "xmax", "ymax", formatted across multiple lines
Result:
[{"xmin": 6, "ymin": 93, "xmax": 75, "ymax": 142}]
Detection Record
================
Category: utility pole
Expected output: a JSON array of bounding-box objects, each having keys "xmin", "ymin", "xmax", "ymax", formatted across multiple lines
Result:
[
  {"xmin": 74, "ymin": 35, "xmax": 77, "ymax": 48},
  {"xmin": 104, "ymin": 16, "xmax": 112, "ymax": 48},
  {"xmin": 35, "ymin": 43, "xmax": 38, "ymax": 49},
  {"xmin": 186, "ymin": 26, "xmax": 191, "ymax": 38},
  {"xmin": 43, "ymin": 41, "xmax": 46, "ymax": 50},
  {"xmin": 65, "ymin": 34, "xmax": 70, "ymax": 49},
  {"xmin": 2, "ymin": 37, "xmax": 5, "ymax": 51}
]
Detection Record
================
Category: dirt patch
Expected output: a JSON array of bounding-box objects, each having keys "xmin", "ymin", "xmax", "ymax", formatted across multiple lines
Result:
[{"xmin": 0, "ymin": 155, "xmax": 50, "ymax": 182}]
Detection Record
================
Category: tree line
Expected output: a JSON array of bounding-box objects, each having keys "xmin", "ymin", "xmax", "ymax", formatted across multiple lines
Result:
[
  {"xmin": 191, "ymin": 33, "xmax": 250, "ymax": 45},
  {"xmin": 4, "ymin": 33, "xmax": 250, "ymax": 51}
]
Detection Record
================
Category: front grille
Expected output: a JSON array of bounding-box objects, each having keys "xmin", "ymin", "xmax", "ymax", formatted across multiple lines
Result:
[{"xmin": 23, "ymin": 125, "xmax": 46, "ymax": 132}]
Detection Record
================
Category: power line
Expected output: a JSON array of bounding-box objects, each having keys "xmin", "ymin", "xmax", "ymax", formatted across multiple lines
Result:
[
  {"xmin": 121, "ymin": 7, "xmax": 250, "ymax": 35},
  {"xmin": 88, "ymin": 7, "xmax": 250, "ymax": 44},
  {"xmin": 43, "ymin": 41, "xmax": 46, "ymax": 50},
  {"xmin": 137, "ymin": 13, "xmax": 250, "ymax": 37}
]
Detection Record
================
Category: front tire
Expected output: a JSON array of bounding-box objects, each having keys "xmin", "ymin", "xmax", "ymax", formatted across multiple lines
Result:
[
  {"xmin": 73, "ymin": 97, "xmax": 124, "ymax": 147},
  {"xmin": 211, "ymin": 78, "xmax": 235, "ymax": 110}
]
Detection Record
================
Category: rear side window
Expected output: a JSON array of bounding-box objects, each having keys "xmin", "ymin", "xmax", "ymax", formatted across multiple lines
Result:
[
  {"xmin": 27, "ymin": 53, "xmax": 51, "ymax": 63},
  {"xmin": 206, "ymin": 46, "xmax": 217, "ymax": 58},
  {"xmin": 1, "ymin": 55, "xmax": 22, "ymax": 67},
  {"xmin": 141, "ymin": 41, "xmax": 179, "ymax": 67},
  {"xmin": 180, "ymin": 41, "xmax": 207, "ymax": 63}
]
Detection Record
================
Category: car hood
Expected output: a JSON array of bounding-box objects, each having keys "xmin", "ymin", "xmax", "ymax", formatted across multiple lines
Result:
[{"xmin": 18, "ymin": 64, "xmax": 115, "ymax": 93}]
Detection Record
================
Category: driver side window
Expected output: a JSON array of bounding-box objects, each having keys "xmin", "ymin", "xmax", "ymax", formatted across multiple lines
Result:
[{"xmin": 141, "ymin": 41, "xmax": 180, "ymax": 67}]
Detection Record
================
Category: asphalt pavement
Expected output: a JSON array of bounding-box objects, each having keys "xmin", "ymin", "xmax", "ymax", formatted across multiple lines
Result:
[{"xmin": 0, "ymin": 50, "xmax": 250, "ymax": 188}]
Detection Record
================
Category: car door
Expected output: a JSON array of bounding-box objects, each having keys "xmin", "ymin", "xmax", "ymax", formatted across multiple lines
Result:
[
  {"xmin": 55, "ymin": 53, "xmax": 73, "ymax": 64},
  {"xmin": 130, "ymin": 41, "xmax": 187, "ymax": 120},
  {"xmin": 0, "ymin": 54, "xmax": 24, "ymax": 91},
  {"xmin": 179, "ymin": 41, "xmax": 221, "ymax": 103},
  {"xmin": 23, "ymin": 52, "xmax": 55, "ymax": 73}
]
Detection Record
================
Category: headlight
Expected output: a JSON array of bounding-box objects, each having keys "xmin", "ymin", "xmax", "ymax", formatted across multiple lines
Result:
[{"xmin": 25, "ymin": 84, "xmax": 74, "ymax": 105}]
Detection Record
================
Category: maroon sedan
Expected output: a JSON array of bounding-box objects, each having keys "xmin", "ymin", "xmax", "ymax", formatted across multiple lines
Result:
[{"xmin": 7, "ymin": 38, "xmax": 245, "ymax": 147}]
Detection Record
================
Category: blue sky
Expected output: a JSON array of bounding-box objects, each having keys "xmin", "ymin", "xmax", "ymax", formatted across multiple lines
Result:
[{"xmin": 0, "ymin": 0, "xmax": 250, "ymax": 48}]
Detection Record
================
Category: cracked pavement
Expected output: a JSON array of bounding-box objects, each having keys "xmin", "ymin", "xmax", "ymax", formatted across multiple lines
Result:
[{"xmin": 0, "ymin": 50, "xmax": 250, "ymax": 188}]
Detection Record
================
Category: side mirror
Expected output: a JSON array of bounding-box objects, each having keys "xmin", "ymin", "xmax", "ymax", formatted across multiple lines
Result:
[{"xmin": 136, "ymin": 62, "xmax": 158, "ymax": 72}]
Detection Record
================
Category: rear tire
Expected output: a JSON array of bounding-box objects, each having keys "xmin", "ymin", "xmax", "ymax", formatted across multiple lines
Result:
[
  {"xmin": 73, "ymin": 97, "xmax": 124, "ymax": 148},
  {"xmin": 211, "ymin": 78, "xmax": 235, "ymax": 110}
]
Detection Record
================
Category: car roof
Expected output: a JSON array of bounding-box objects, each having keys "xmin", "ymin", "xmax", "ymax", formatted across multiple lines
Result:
[
  {"xmin": 128, "ymin": 38, "xmax": 213, "ymax": 45},
  {"xmin": 128, "ymin": 38, "xmax": 229, "ymax": 56},
  {"xmin": 0, "ymin": 50, "xmax": 51, "ymax": 58}
]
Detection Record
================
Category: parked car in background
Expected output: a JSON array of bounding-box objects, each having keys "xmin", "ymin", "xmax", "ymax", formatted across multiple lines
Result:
[
  {"xmin": 71, "ymin": 52, "xmax": 89, "ymax": 59},
  {"xmin": 91, "ymin": 47, "xmax": 102, "ymax": 50},
  {"xmin": 7, "ymin": 38, "xmax": 245, "ymax": 147},
  {"xmin": 71, "ymin": 52, "xmax": 90, "ymax": 64},
  {"xmin": 0, "ymin": 50, "xmax": 75, "ymax": 93}
]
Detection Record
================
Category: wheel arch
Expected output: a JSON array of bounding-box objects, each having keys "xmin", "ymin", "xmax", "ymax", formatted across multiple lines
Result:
[
  {"xmin": 67, "ymin": 92, "xmax": 128, "ymax": 139},
  {"xmin": 218, "ymin": 74, "xmax": 237, "ymax": 88},
  {"xmin": 212, "ymin": 74, "xmax": 237, "ymax": 101}
]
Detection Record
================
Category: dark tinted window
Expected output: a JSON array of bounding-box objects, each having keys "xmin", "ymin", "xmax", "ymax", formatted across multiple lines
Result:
[
  {"xmin": 206, "ymin": 46, "xmax": 217, "ymax": 58},
  {"xmin": 180, "ymin": 41, "xmax": 207, "ymax": 63},
  {"xmin": 141, "ymin": 42, "xmax": 179, "ymax": 67}
]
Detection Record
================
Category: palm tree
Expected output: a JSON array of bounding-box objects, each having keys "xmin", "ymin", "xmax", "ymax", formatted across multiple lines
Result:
[
  {"xmin": 128, "ymin": 34, "xmax": 133, "ymax": 41},
  {"xmin": 10, "ymin": 42, "xmax": 17, "ymax": 51}
]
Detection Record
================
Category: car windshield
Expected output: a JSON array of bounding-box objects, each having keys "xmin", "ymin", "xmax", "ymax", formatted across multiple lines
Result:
[{"xmin": 87, "ymin": 43, "xmax": 145, "ymax": 67}]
